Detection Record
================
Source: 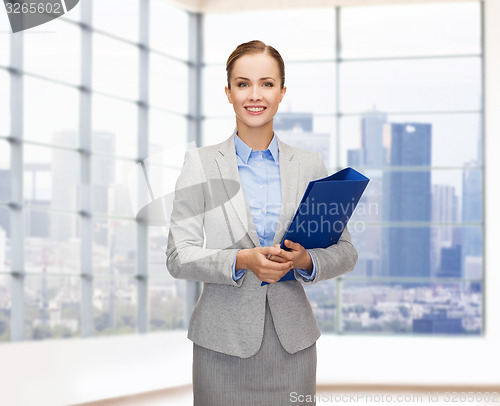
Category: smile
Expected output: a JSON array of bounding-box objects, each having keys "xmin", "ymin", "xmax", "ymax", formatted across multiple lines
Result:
[{"xmin": 245, "ymin": 107, "xmax": 267, "ymax": 114}]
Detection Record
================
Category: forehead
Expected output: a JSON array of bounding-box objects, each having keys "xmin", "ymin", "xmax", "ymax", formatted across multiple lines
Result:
[{"xmin": 231, "ymin": 53, "xmax": 280, "ymax": 79}]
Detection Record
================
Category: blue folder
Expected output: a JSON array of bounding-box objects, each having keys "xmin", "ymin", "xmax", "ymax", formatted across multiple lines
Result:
[{"xmin": 261, "ymin": 167, "xmax": 370, "ymax": 286}]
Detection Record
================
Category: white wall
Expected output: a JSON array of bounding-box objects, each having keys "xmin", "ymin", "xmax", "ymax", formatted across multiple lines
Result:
[{"xmin": 1, "ymin": 1, "xmax": 498, "ymax": 405}]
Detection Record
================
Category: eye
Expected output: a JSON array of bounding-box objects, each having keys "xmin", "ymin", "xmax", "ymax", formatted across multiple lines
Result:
[
  {"xmin": 263, "ymin": 82, "xmax": 274, "ymax": 87},
  {"xmin": 237, "ymin": 82, "xmax": 248, "ymax": 87}
]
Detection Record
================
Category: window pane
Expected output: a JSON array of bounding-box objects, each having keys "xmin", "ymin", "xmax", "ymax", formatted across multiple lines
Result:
[
  {"xmin": 24, "ymin": 77, "xmax": 79, "ymax": 147},
  {"xmin": 91, "ymin": 156, "xmax": 135, "ymax": 217},
  {"xmin": 93, "ymin": 33, "xmax": 138, "ymax": 100},
  {"xmin": 149, "ymin": 109, "xmax": 188, "ymax": 155},
  {"xmin": 25, "ymin": 210, "xmax": 80, "ymax": 274},
  {"xmin": 0, "ymin": 276, "xmax": 10, "ymax": 341},
  {"xmin": 94, "ymin": 277, "xmax": 137, "ymax": 336},
  {"xmin": 341, "ymin": 113, "xmax": 483, "ymax": 168},
  {"xmin": 25, "ymin": 276, "xmax": 81, "ymax": 340},
  {"xmin": 149, "ymin": 278, "xmax": 186, "ymax": 331},
  {"xmin": 349, "ymin": 225, "xmax": 482, "ymax": 280},
  {"xmin": 0, "ymin": 140, "xmax": 10, "ymax": 204},
  {"xmin": 92, "ymin": 95, "xmax": 138, "ymax": 158},
  {"xmin": 23, "ymin": 19, "xmax": 80, "ymax": 85},
  {"xmin": 202, "ymin": 65, "xmax": 232, "ymax": 117},
  {"xmin": 93, "ymin": 219, "xmax": 136, "ymax": 277},
  {"xmin": 341, "ymin": 3, "xmax": 481, "ymax": 59},
  {"xmin": 304, "ymin": 279, "xmax": 338, "ymax": 333},
  {"xmin": 203, "ymin": 9, "xmax": 336, "ymax": 63},
  {"xmin": 150, "ymin": 0, "xmax": 189, "ymax": 60},
  {"xmin": 93, "ymin": 0, "xmax": 138, "ymax": 43},
  {"xmin": 279, "ymin": 62, "xmax": 336, "ymax": 115},
  {"xmin": 0, "ymin": 69, "xmax": 10, "ymax": 135},
  {"xmin": 149, "ymin": 54, "xmax": 188, "ymax": 114},
  {"xmin": 341, "ymin": 281, "xmax": 482, "ymax": 335},
  {"xmin": 202, "ymin": 117, "xmax": 236, "ymax": 146},
  {"xmin": 275, "ymin": 115, "xmax": 336, "ymax": 169},
  {"xmin": 0, "ymin": 13, "xmax": 9, "ymax": 66},
  {"xmin": 24, "ymin": 145, "xmax": 80, "ymax": 211},
  {"xmin": 0, "ymin": 208, "xmax": 9, "ymax": 272},
  {"xmin": 348, "ymin": 169, "xmax": 482, "ymax": 225},
  {"xmin": 340, "ymin": 58, "xmax": 481, "ymax": 113}
]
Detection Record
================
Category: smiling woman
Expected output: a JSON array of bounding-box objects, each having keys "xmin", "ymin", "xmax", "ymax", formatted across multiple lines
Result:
[{"xmin": 166, "ymin": 40, "xmax": 358, "ymax": 406}]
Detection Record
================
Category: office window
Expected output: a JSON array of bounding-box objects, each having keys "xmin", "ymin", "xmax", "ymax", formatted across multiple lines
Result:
[
  {"xmin": 24, "ymin": 276, "xmax": 81, "ymax": 340},
  {"xmin": 24, "ymin": 77, "xmax": 79, "ymax": 148},
  {"xmin": 340, "ymin": 3, "xmax": 481, "ymax": 58},
  {"xmin": 92, "ymin": 33, "xmax": 139, "ymax": 99},
  {"xmin": 93, "ymin": 0, "xmax": 139, "ymax": 43},
  {"xmin": 149, "ymin": 0, "xmax": 189, "ymax": 60},
  {"xmin": 148, "ymin": 278, "xmax": 185, "ymax": 331},
  {"xmin": 92, "ymin": 219, "xmax": 136, "ymax": 277},
  {"xmin": 23, "ymin": 19, "xmax": 81, "ymax": 86},
  {"xmin": 0, "ymin": 12, "xmax": 9, "ymax": 66},
  {"xmin": 341, "ymin": 280, "xmax": 482, "ymax": 334},
  {"xmin": 339, "ymin": 58, "xmax": 481, "ymax": 113},
  {"xmin": 339, "ymin": 2, "xmax": 483, "ymax": 335},
  {"xmin": 93, "ymin": 277, "xmax": 137, "ymax": 336},
  {"xmin": 25, "ymin": 210, "xmax": 80, "ymax": 274},
  {"xmin": 340, "ymin": 113, "xmax": 483, "ymax": 168},
  {"xmin": 92, "ymin": 95, "xmax": 138, "ymax": 159},
  {"xmin": 24, "ymin": 145, "xmax": 80, "ymax": 211},
  {"xmin": 0, "ymin": 207, "xmax": 9, "ymax": 272},
  {"xmin": 0, "ymin": 140, "xmax": 9, "ymax": 205},
  {"xmin": 149, "ymin": 109, "xmax": 188, "ymax": 154},
  {"xmin": 2, "ymin": 0, "xmax": 191, "ymax": 343},
  {"xmin": 0, "ymin": 70, "xmax": 10, "ymax": 135},
  {"xmin": 203, "ymin": 2, "xmax": 483, "ymax": 336},
  {"xmin": 0, "ymin": 276, "xmax": 10, "ymax": 341},
  {"xmin": 149, "ymin": 53, "xmax": 189, "ymax": 114},
  {"xmin": 203, "ymin": 8, "xmax": 336, "ymax": 63}
]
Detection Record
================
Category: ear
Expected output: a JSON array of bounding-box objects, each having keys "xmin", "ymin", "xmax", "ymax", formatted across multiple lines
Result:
[
  {"xmin": 225, "ymin": 86, "xmax": 233, "ymax": 104},
  {"xmin": 279, "ymin": 86, "xmax": 287, "ymax": 103}
]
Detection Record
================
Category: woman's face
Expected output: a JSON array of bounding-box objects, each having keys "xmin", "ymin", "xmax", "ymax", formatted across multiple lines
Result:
[{"xmin": 225, "ymin": 53, "xmax": 286, "ymax": 133}]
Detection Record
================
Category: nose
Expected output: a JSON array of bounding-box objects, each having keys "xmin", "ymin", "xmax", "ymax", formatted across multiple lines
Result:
[{"xmin": 249, "ymin": 85, "xmax": 262, "ymax": 101}]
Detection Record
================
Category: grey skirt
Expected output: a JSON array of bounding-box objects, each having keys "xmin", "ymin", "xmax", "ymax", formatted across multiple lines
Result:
[{"xmin": 192, "ymin": 298, "xmax": 317, "ymax": 406}]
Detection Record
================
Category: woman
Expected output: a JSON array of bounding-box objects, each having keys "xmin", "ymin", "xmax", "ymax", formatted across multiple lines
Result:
[{"xmin": 166, "ymin": 40, "xmax": 358, "ymax": 406}]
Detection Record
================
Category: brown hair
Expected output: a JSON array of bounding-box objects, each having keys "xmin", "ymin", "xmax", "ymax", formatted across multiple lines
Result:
[{"xmin": 226, "ymin": 40, "xmax": 285, "ymax": 90}]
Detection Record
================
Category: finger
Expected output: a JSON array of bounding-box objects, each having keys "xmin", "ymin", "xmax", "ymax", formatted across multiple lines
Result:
[
  {"xmin": 268, "ymin": 255, "xmax": 288, "ymax": 263},
  {"xmin": 284, "ymin": 239, "xmax": 302, "ymax": 251},
  {"xmin": 262, "ymin": 246, "xmax": 281, "ymax": 256},
  {"xmin": 269, "ymin": 260, "xmax": 294, "ymax": 272}
]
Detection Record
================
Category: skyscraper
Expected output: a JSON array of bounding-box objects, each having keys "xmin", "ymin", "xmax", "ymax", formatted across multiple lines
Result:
[
  {"xmin": 347, "ymin": 110, "xmax": 388, "ymax": 277},
  {"xmin": 461, "ymin": 163, "xmax": 482, "ymax": 277},
  {"xmin": 382, "ymin": 123, "xmax": 432, "ymax": 279}
]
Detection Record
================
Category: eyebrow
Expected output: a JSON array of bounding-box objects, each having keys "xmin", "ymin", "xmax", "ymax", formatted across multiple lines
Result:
[{"xmin": 234, "ymin": 77, "xmax": 275, "ymax": 81}]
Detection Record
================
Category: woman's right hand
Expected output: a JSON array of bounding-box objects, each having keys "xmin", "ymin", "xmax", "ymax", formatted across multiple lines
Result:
[{"xmin": 235, "ymin": 247, "xmax": 293, "ymax": 284}]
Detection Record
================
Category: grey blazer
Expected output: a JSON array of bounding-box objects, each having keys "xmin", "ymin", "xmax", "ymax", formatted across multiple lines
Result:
[{"xmin": 166, "ymin": 130, "xmax": 358, "ymax": 358}]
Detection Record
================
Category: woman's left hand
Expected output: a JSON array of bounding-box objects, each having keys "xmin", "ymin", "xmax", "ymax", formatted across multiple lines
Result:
[{"xmin": 267, "ymin": 240, "xmax": 313, "ymax": 272}]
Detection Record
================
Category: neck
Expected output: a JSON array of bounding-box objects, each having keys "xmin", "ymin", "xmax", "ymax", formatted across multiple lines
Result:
[{"xmin": 235, "ymin": 119, "xmax": 274, "ymax": 151}]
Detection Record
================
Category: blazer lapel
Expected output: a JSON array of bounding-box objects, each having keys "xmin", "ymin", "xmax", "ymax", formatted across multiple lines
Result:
[{"xmin": 214, "ymin": 131, "xmax": 261, "ymax": 247}]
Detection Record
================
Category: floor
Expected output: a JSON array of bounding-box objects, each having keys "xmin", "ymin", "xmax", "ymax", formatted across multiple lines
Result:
[{"xmin": 75, "ymin": 385, "xmax": 500, "ymax": 406}]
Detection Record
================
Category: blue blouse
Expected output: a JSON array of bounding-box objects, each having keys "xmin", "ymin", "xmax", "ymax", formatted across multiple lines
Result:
[{"xmin": 231, "ymin": 131, "xmax": 316, "ymax": 282}]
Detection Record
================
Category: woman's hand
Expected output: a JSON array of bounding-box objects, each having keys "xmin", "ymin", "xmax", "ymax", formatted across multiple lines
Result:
[
  {"xmin": 267, "ymin": 240, "xmax": 313, "ymax": 272},
  {"xmin": 236, "ymin": 247, "xmax": 293, "ymax": 284}
]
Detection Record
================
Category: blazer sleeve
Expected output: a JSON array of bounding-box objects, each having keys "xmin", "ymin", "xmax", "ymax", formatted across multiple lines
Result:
[
  {"xmin": 294, "ymin": 153, "xmax": 359, "ymax": 285},
  {"xmin": 165, "ymin": 149, "xmax": 244, "ymax": 287}
]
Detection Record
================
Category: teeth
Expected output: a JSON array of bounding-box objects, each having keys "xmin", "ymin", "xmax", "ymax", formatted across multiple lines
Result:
[{"xmin": 246, "ymin": 107, "xmax": 265, "ymax": 112}]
